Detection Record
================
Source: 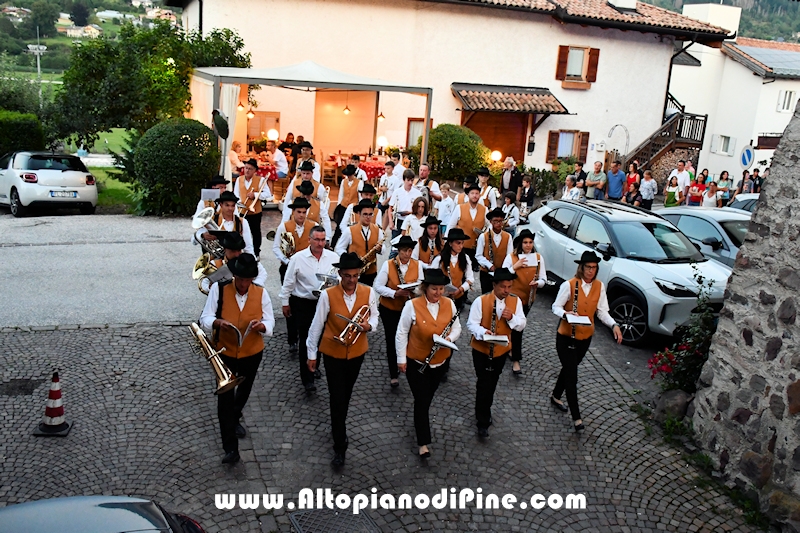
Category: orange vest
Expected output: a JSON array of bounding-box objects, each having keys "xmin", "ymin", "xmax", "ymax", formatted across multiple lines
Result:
[
  {"xmin": 455, "ymin": 203, "xmax": 487, "ymax": 249},
  {"xmin": 238, "ymin": 177, "xmax": 263, "ymax": 214},
  {"xmin": 480, "ymin": 185, "xmax": 494, "ymax": 207},
  {"xmin": 348, "ymin": 224, "xmax": 380, "ymax": 275},
  {"xmin": 379, "ymin": 258, "xmax": 420, "ymax": 311},
  {"xmin": 214, "ymin": 282, "xmax": 264, "ymax": 358},
  {"xmin": 417, "ymin": 240, "xmax": 440, "ymax": 265},
  {"xmin": 456, "ymin": 193, "xmax": 469, "ymax": 205},
  {"xmin": 341, "ymin": 178, "xmax": 360, "ymax": 207},
  {"xmin": 215, "ymin": 213, "xmax": 243, "ymax": 235},
  {"xmin": 481, "ymin": 230, "xmax": 510, "ymax": 272},
  {"xmin": 440, "ymin": 255, "xmax": 465, "ymax": 288},
  {"xmin": 306, "ymin": 198, "xmax": 321, "ymax": 224},
  {"xmin": 406, "ymin": 296, "xmax": 455, "ymax": 366},
  {"xmin": 288, "ymin": 178, "xmax": 323, "ymax": 201},
  {"xmin": 470, "ymin": 293, "xmax": 518, "ymax": 357},
  {"xmin": 204, "ymin": 199, "xmax": 216, "ymax": 209},
  {"xmin": 557, "ymin": 278, "xmax": 602, "ymax": 340},
  {"xmin": 318, "ymin": 284, "xmax": 371, "ymax": 359},
  {"xmin": 284, "ymin": 219, "xmax": 314, "ymax": 253},
  {"xmin": 510, "ymin": 253, "xmax": 540, "ymax": 307}
]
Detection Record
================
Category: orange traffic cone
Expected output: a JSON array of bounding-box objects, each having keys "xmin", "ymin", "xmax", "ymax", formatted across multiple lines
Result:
[{"xmin": 33, "ymin": 372, "xmax": 72, "ymax": 437}]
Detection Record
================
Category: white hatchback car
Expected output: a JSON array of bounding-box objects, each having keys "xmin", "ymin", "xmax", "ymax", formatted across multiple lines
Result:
[{"xmin": 0, "ymin": 152, "xmax": 98, "ymax": 217}]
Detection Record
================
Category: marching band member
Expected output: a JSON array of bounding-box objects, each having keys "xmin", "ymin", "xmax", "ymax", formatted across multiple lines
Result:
[
  {"xmin": 340, "ymin": 183, "xmax": 379, "ymax": 231},
  {"xmin": 412, "ymin": 215, "xmax": 442, "ymax": 267},
  {"xmin": 200, "ymin": 233, "xmax": 267, "ymax": 294},
  {"xmin": 454, "ymin": 177, "xmax": 477, "ymax": 205},
  {"xmin": 447, "ymin": 182, "xmax": 486, "ymax": 269},
  {"xmin": 199, "ymin": 254, "xmax": 275, "ymax": 464},
  {"xmin": 349, "ymin": 154, "xmax": 368, "ymax": 182},
  {"xmin": 335, "ymin": 199, "xmax": 384, "ymax": 287},
  {"xmin": 274, "ymin": 197, "xmax": 316, "ymax": 353},
  {"xmin": 415, "ymin": 163, "xmax": 442, "ymax": 202},
  {"xmin": 501, "ymin": 192, "xmax": 520, "ymax": 237},
  {"xmin": 374, "ymin": 235, "xmax": 423, "ymax": 388},
  {"xmin": 551, "ymin": 251, "xmax": 623, "ymax": 432},
  {"xmin": 307, "ymin": 252, "xmax": 379, "ymax": 468},
  {"xmin": 336, "ymin": 164, "xmax": 362, "ymax": 223},
  {"xmin": 502, "ymin": 229, "xmax": 546, "ymax": 376},
  {"xmin": 279, "ymin": 226, "xmax": 339, "ymax": 393},
  {"xmin": 194, "ymin": 190, "xmax": 254, "ymax": 256},
  {"xmin": 467, "ymin": 267, "xmax": 526, "ymax": 438},
  {"xmin": 293, "ymin": 141, "xmax": 321, "ymax": 182},
  {"xmin": 378, "ymin": 161, "xmax": 398, "ymax": 228},
  {"xmin": 477, "ymin": 167, "xmax": 499, "ymax": 209},
  {"xmin": 387, "ymin": 170, "xmax": 422, "ymax": 248},
  {"xmin": 396, "ymin": 268, "xmax": 461, "ymax": 459},
  {"xmin": 282, "ymin": 180, "xmax": 331, "ymax": 236},
  {"xmin": 284, "ymin": 161, "xmax": 327, "ymax": 205},
  {"xmin": 430, "ymin": 227, "xmax": 473, "ymax": 312},
  {"xmin": 475, "ymin": 208, "xmax": 513, "ymax": 295},
  {"xmin": 235, "ymin": 159, "xmax": 271, "ymax": 258},
  {"xmin": 193, "ymin": 175, "xmax": 229, "ymax": 217},
  {"xmin": 400, "ymin": 197, "xmax": 429, "ymax": 241}
]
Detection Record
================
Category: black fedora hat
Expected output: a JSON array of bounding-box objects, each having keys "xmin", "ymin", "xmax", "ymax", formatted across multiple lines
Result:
[
  {"xmin": 477, "ymin": 166, "xmax": 490, "ymax": 176},
  {"xmin": 444, "ymin": 227, "xmax": 470, "ymax": 241},
  {"xmin": 299, "ymin": 161, "xmax": 315, "ymax": 172},
  {"xmin": 296, "ymin": 180, "xmax": 315, "ymax": 195},
  {"xmin": 342, "ymin": 164, "xmax": 357, "ymax": 176},
  {"xmin": 288, "ymin": 197, "xmax": 311, "ymax": 210},
  {"xmin": 244, "ymin": 158, "xmax": 259, "ymax": 169},
  {"xmin": 420, "ymin": 215, "xmax": 441, "ymax": 228},
  {"xmin": 575, "ymin": 250, "xmax": 603, "ymax": 264},
  {"xmin": 353, "ymin": 198, "xmax": 375, "ymax": 213},
  {"xmin": 491, "ymin": 267, "xmax": 517, "ymax": 282},
  {"xmin": 208, "ymin": 175, "xmax": 229, "ymax": 186},
  {"xmin": 463, "ymin": 175, "xmax": 478, "ymax": 184},
  {"xmin": 360, "ymin": 183, "xmax": 376, "ymax": 194},
  {"xmin": 487, "ymin": 207, "xmax": 505, "ymax": 220},
  {"xmin": 216, "ymin": 190, "xmax": 238, "ymax": 204},
  {"xmin": 422, "ymin": 268, "xmax": 450, "ymax": 286},
  {"xmin": 229, "ymin": 253, "xmax": 259, "ymax": 279},
  {"xmin": 393, "ymin": 235, "xmax": 416, "ymax": 249},
  {"xmin": 513, "ymin": 228, "xmax": 535, "ymax": 248},
  {"xmin": 464, "ymin": 183, "xmax": 481, "ymax": 194},
  {"xmin": 299, "ymin": 141, "xmax": 313, "ymax": 149},
  {"xmin": 220, "ymin": 232, "xmax": 246, "ymax": 251},
  {"xmin": 334, "ymin": 251, "xmax": 363, "ymax": 270}
]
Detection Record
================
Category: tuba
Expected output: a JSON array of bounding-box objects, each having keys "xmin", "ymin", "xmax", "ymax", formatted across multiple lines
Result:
[
  {"xmin": 334, "ymin": 305, "xmax": 371, "ymax": 346},
  {"xmin": 359, "ymin": 234, "xmax": 387, "ymax": 274},
  {"xmin": 192, "ymin": 207, "xmax": 225, "ymax": 259},
  {"xmin": 280, "ymin": 230, "xmax": 296, "ymax": 259},
  {"xmin": 188, "ymin": 323, "xmax": 243, "ymax": 395}
]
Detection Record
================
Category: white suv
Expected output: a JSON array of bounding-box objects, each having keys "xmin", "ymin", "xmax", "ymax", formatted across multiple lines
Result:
[
  {"xmin": 523, "ymin": 200, "xmax": 731, "ymax": 345},
  {"xmin": 0, "ymin": 152, "xmax": 98, "ymax": 217}
]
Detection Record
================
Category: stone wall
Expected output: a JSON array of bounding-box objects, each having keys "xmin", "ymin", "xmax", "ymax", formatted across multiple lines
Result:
[{"xmin": 693, "ymin": 103, "xmax": 800, "ymax": 529}]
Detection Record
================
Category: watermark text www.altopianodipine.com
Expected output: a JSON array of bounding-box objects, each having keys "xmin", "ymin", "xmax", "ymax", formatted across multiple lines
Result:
[{"xmin": 215, "ymin": 488, "xmax": 586, "ymax": 515}]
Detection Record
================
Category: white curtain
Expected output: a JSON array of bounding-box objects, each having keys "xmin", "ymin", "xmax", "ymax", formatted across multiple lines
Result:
[
  {"xmin": 189, "ymin": 75, "xmax": 213, "ymax": 127},
  {"xmin": 219, "ymin": 84, "xmax": 241, "ymax": 186}
]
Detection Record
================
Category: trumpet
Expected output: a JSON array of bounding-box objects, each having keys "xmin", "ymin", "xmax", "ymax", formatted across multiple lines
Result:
[
  {"xmin": 188, "ymin": 323, "xmax": 243, "ymax": 395},
  {"xmin": 334, "ymin": 305, "xmax": 371, "ymax": 346},
  {"xmin": 313, "ymin": 267, "xmax": 339, "ymax": 298},
  {"xmin": 359, "ymin": 234, "xmax": 387, "ymax": 274},
  {"xmin": 236, "ymin": 176, "xmax": 269, "ymax": 217},
  {"xmin": 192, "ymin": 207, "xmax": 225, "ymax": 259}
]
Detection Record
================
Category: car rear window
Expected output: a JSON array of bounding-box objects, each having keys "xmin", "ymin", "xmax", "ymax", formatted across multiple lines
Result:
[{"xmin": 19, "ymin": 155, "xmax": 88, "ymax": 172}]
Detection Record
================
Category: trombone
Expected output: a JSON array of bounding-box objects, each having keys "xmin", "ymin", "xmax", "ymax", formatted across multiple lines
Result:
[{"xmin": 236, "ymin": 176, "xmax": 269, "ymax": 217}]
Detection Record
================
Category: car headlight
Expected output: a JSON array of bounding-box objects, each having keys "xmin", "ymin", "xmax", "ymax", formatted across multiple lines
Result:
[{"xmin": 654, "ymin": 278, "xmax": 697, "ymax": 298}]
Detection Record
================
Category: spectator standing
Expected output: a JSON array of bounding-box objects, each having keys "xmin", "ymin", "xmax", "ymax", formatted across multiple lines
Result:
[
  {"xmin": 519, "ymin": 175, "xmax": 535, "ymax": 208},
  {"xmin": 574, "ymin": 161, "xmax": 587, "ymax": 194},
  {"xmin": 639, "ymin": 170, "xmax": 658, "ymax": 210},
  {"xmin": 562, "ymin": 176, "xmax": 581, "ymax": 201},
  {"xmin": 752, "ymin": 168, "xmax": 763, "ymax": 193},
  {"xmin": 667, "ymin": 160, "xmax": 691, "ymax": 205},
  {"xmin": 716, "ymin": 171, "xmax": 732, "ymax": 206},
  {"xmin": 435, "ymin": 184, "xmax": 455, "ymax": 235},
  {"xmin": 626, "ymin": 163, "xmax": 640, "ymax": 188},
  {"xmin": 664, "ymin": 176, "xmax": 683, "ymax": 207},
  {"xmin": 687, "ymin": 174, "xmax": 706, "ymax": 206},
  {"xmin": 606, "ymin": 161, "xmax": 626, "ymax": 201},
  {"xmin": 701, "ymin": 181, "xmax": 723, "ymax": 207},
  {"xmin": 584, "ymin": 161, "xmax": 605, "ymax": 200},
  {"xmin": 500, "ymin": 157, "xmax": 523, "ymax": 198}
]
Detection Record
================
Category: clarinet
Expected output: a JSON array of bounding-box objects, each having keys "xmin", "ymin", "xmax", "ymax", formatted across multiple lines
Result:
[
  {"xmin": 418, "ymin": 309, "xmax": 460, "ymax": 373},
  {"xmin": 568, "ymin": 279, "xmax": 579, "ymax": 349},
  {"xmin": 485, "ymin": 229, "xmax": 494, "ymax": 267},
  {"xmin": 486, "ymin": 299, "xmax": 498, "ymax": 372},
  {"xmin": 394, "ymin": 257, "xmax": 409, "ymax": 302}
]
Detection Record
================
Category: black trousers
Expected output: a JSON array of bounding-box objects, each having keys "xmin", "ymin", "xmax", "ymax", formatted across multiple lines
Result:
[
  {"xmin": 359, "ymin": 272, "xmax": 377, "ymax": 287},
  {"xmin": 244, "ymin": 212, "xmax": 263, "ymax": 257},
  {"xmin": 479, "ymin": 270, "xmax": 494, "ymax": 294},
  {"xmin": 378, "ymin": 304, "xmax": 402, "ymax": 379},
  {"xmin": 217, "ymin": 351, "xmax": 263, "ymax": 454},
  {"xmin": 553, "ymin": 333, "xmax": 592, "ymax": 421},
  {"xmin": 405, "ymin": 358, "xmax": 447, "ymax": 446},
  {"xmin": 465, "ymin": 247, "xmax": 479, "ymax": 271},
  {"xmin": 641, "ymin": 198, "xmax": 654, "ymax": 210},
  {"xmin": 509, "ymin": 304, "xmax": 530, "ymax": 362},
  {"xmin": 472, "ymin": 349, "xmax": 506, "ymax": 429},
  {"xmin": 279, "ymin": 264, "xmax": 297, "ymax": 346},
  {"xmin": 323, "ymin": 354, "xmax": 364, "ymax": 454},
  {"xmin": 290, "ymin": 296, "xmax": 319, "ymax": 386}
]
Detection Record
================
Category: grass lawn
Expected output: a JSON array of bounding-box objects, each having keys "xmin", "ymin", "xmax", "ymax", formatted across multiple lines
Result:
[
  {"xmin": 89, "ymin": 167, "xmax": 135, "ymax": 209},
  {"xmin": 8, "ymin": 69, "xmax": 64, "ymax": 83},
  {"xmin": 95, "ymin": 129, "xmax": 131, "ymax": 155}
]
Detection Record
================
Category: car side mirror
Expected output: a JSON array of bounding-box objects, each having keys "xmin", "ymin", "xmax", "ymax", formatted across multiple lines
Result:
[
  {"xmin": 596, "ymin": 243, "xmax": 613, "ymax": 260},
  {"xmin": 701, "ymin": 237, "xmax": 722, "ymax": 250},
  {"xmin": 693, "ymin": 242, "xmax": 702, "ymax": 252}
]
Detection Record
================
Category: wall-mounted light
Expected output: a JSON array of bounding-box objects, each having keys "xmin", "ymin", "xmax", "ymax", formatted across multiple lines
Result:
[
  {"xmin": 343, "ymin": 91, "xmax": 350, "ymax": 115},
  {"xmin": 378, "ymin": 112, "xmax": 385, "ymax": 122},
  {"xmin": 527, "ymin": 135, "xmax": 535, "ymax": 154},
  {"xmin": 237, "ymin": 102, "xmax": 245, "ymax": 111},
  {"xmin": 491, "ymin": 150, "xmax": 502, "ymax": 162},
  {"xmin": 246, "ymin": 108, "xmax": 255, "ymax": 119},
  {"xmin": 267, "ymin": 129, "xmax": 279, "ymax": 141}
]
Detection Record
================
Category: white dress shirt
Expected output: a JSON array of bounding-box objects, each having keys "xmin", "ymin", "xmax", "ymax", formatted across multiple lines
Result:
[
  {"xmin": 354, "ymin": 167, "xmax": 368, "ymax": 182},
  {"xmin": 389, "ymin": 186, "xmax": 421, "ymax": 226},
  {"xmin": 374, "ymin": 258, "xmax": 425, "ymax": 300},
  {"xmin": 501, "ymin": 203, "xmax": 520, "ymax": 230},
  {"xmin": 306, "ymin": 286, "xmax": 380, "ymax": 359},
  {"xmin": 502, "ymin": 253, "xmax": 547, "ymax": 289},
  {"xmin": 280, "ymin": 203, "xmax": 332, "ymax": 237},
  {"xmin": 435, "ymin": 195, "xmax": 455, "ymax": 226},
  {"xmin": 411, "ymin": 240, "xmax": 439, "ymax": 266},
  {"xmin": 337, "ymin": 178, "xmax": 363, "ymax": 205},
  {"xmin": 393, "ymin": 163, "xmax": 407, "ymax": 178},
  {"xmin": 448, "ymin": 204, "xmax": 485, "ymax": 234},
  {"xmin": 430, "ymin": 254, "xmax": 474, "ymax": 292},
  {"xmin": 467, "ymin": 294, "xmax": 526, "ymax": 340},
  {"xmin": 273, "ymin": 219, "xmax": 311, "ymax": 265},
  {"xmin": 271, "ymin": 149, "xmax": 288, "ymax": 174},
  {"xmin": 396, "ymin": 296, "xmax": 461, "ymax": 366},
  {"xmin": 334, "ymin": 224, "xmax": 384, "ymax": 257},
  {"xmin": 296, "ymin": 158, "xmax": 321, "ymax": 182},
  {"xmin": 418, "ymin": 178, "xmax": 442, "ymax": 201},
  {"xmin": 234, "ymin": 176, "xmax": 271, "ymax": 202},
  {"xmin": 401, "ymin": 214, "xmax": 426, "ymax": 241},
  {"xmin": 552, "ymin": 279, "xmax": 616, "ymax": 328},
  {"xmin": 341, "ymin": 203, "xmax": 383, "ymax": 230},
  {"xmin": 199, "ymin": 281, "xmax": 275, "ymax": 336},
  {"xmin": 194, "ymin": 215, "xmax": 254, "ymax": 256},
  {"xmin": 475, "ymin": 230, "xmax": 513, "ymax": 270},
  {"xmin": 379, "ymin": 173, "xmax": 393, "ymax": 205},
  {"xmin": 479, "ymin": 184, "xmax": 498, "ymax": 209},
  {"xmin": 278, "ymin": 247, "xmax": 339, "ymax": 305}
]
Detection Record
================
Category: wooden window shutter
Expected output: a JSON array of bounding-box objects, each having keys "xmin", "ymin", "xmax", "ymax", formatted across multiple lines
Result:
[
  {"xmin": 586, "ymin": 48, "xmax": 600, "ymax": 82},
  {"xmin": 546, "ymin": 131, "xmax": 559, "ymax": 163},
  {"xmin": 578, "ymin": 132, "xmax": 590, "ymax": 162},
  {"xmin": 555, "ymin": 46, "xmax": 569, "ymax": 81}
]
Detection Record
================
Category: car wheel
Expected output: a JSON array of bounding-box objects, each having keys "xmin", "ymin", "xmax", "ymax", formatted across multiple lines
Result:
[
  {"xmin": 609, "ymin": 295, "xmax": 648, "ymax": 345},
  {"xmin": 79, "ymin": 205, "xmax": 96, "ymax": 215},
  {"xmin": 9, "ymin": 189, "xmax": 26, "ymax": 218}
]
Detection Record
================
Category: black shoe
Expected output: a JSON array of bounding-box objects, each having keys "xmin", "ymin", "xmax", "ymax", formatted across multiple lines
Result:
[
  {"xmin": 574, "ymin": 422, "xmax": 585, "ymax": 432},
  {"xmin": 304, "ymin": 382, "xmax": 316, "ymax": 393},
  {"xmin": 390, "ymin": 379, "xmax": 399, "ymax": 388},
  {"xmin": 419, "ymin": 451, "xmax": 431, "ymax": 459},
  {"xmin": 235, "ymin": 423, "xmax": 246, "ymax": 438},
  {"xmin": 314, "ymin": 368, "xmax": 322, "ymax": 379},
  {"xmin": 551, "ymin": 396, "xmax": 569, "ymax": 413},
  {"xmin": 440, "ymin": 372, "xmax": 448, "ymax": 383},
  {"xmin": 288, "ymin": 343, "xmax": 298, "ymax": 353},
  {"xmin": 512, "ymin": 366, "xmax": 522, "ymax": 376},
  {"xmin": 221, "ymin": 451, "xmax": 240, "ymax": 464},
  {"xmin": 477, "ymin": 427, "xmax": 489, "ymax": 439},
  {"xmin": 331, "ymin": 452, "xmax": 345, "ymax": 467}
]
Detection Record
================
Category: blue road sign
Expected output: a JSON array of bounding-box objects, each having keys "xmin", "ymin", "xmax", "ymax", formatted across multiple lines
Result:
[{"xmin": 740, "ymin": 145, "xmax": 754, "ymax": 169}]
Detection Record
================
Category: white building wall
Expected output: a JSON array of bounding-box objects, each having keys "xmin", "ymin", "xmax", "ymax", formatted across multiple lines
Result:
[{"xmin": 184, "ymin": 0, "xmax": 673, "ymax": 169}]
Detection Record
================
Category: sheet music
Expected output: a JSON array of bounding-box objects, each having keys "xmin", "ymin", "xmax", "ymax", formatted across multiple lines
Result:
[
  {"xmin": 483, "ymin": 334, "xmax": 509, "ymax": 346},
  {"xmin": 201, "ymin": 188, "xmax": 221, "ymax": 201},
  {"xmin": 566, "ymin": 314, "xmax": 592, "ymax": 325},
  {"xmin": 398, "ymin": 281, "xmax": 422, "ymax": 290}
]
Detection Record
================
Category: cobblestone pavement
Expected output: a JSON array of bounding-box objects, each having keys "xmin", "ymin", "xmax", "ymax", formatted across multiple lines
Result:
[{"xmin": 0, "ymin": 305, "xmax": 755, "ymax": 532}]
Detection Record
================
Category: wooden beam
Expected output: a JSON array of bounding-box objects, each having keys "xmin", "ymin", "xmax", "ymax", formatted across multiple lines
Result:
[
  {"xmin": 462, "ymin": 111, "xmax": 477, "ymax": 127},
  {"xmin": 532, "ymin": 113, "xmax": 551, "ymax": 132}
]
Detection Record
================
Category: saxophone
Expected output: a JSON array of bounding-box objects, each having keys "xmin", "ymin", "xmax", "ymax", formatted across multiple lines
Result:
[{"xmin": 359, "ymin": 232, "xmax": 387, "ymax": 274}]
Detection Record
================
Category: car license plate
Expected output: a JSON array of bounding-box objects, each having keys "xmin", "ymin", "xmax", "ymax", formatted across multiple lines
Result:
[{"xmin": 50, "ymin": 191, "xmax": 77, "ymax": 198}]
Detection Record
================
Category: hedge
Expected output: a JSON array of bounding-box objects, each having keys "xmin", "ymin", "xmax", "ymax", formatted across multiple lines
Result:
[{"xmin": 0, "ymin": 110, "xmax": 45, "ymax": 155}]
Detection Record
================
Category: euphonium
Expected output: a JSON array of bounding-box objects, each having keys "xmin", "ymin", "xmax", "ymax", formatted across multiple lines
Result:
[
  {"xmin": 280, "ymin": 230, "xmax": 296, "ymax": 259},
  {"xmin": 191, "ymin": 207, "xmax": 225, "ymax": 259},
  {"xmin": 193, "ymin": 253, "xmax": 219, "ymax": 295},
  {"xmin": 334, "ymin": 305, "xmax": 370, "ymax": 346},
  {"xmin": 188, "ymin": 323, "xmax": 243, "ymax": 395},
  {"xmin": 359, "ymin": 234, "xmax": 387, "ymax": 274}
]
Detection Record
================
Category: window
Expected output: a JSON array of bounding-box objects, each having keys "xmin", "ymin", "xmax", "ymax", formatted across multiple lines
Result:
[
  {"xmin": 612, "ymin": 222, "xmax": 705, "ymax": 262},
  {"xmin": 555, "ymin": 46, "xmax": 600, "ymax": 89},
  {"xmin": 406, "ymin": 118, "xmax": 433, "ymax": 148},
  {"xmin": 778, "ymin": 90, "xmax": 796, "ymax": 113},
  {"xmin": 0, "ymin": 154, "xmax": 11, "ymax": 170},
  {"xmin": 574, "ymin": 216, "xmax": 611, "ymax": 248},
  {"xmin": 543, "ymin": 208, "xmax": 576, "ymax": 236},
  {"xmin": 676, "ymin": 216, "xmax": 725, "ymax": 248},
  {"xmin": 546, "ymin": 131, "xmax": 589, "ymax": 163},
  {"xmin": 710, "ymin": 134, "xmax": 736, "ymax": 156},
  {"xmin": 720, "ymin": 136, "xmax": 731, "ymax": 154}
]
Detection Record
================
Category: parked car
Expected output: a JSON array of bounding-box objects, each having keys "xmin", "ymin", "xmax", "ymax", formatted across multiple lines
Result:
[
  {"xmin": 0, "ymin": 495, "xmax": 206, "ymax": 533},
  {"xmin": 0, "ymin": 151, "xmax": 98, "ymax": 217},
  {"xmin": 522, "ymin": 199, "xmax": 731, "ymax": 345},
  {"xmin": 726, "ymin": 192, "xmax": 759, "ymax": 213},
  {"xmin": 660, "ymin": 207, "xmax": 750, "ymax": 268}
]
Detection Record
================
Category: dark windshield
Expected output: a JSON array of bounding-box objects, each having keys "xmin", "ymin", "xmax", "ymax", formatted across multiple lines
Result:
[
  {"xmin": 612, "ymin": 221, "xmax": 706, "ymax": 262},
  {"xmin": 721, "ymin": 220, "xmax": 748, "ymax": 248},
  {"xmin": 20, "ymin": 155, "xmax": 88, "ymax": 172}
]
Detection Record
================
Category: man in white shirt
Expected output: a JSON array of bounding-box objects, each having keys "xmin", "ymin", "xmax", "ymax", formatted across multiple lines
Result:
[
  {"xmin": 199, "ymin": 232, "xmax": 267, "ymax": 294},
  {"xmin": 279, "ymin": 226, "xmax": 339, "ymax": 393},
  {"xmin": 668, "ymin": 160, "xmax": 691, "ymax": 206},
  {"xmin": 475, "ymin": 208, "xmax": 513, "ymax": 294},
  {"xmin": 234, "ymin": 159, "xmax": 272, "ymax": 257},
  {"xmin": 283, "ymin": 161, "xmax": 327, "ymax": 206},
  {"xmin": 387, "ymin": 169, "xmax": 422, "ymax": 253},
  {"xmin": 378, "ymin": 161, "xmax": 396, "ymax": 228},
  {"xmin": 281, "ymin": 181, "xmax": 332, "ymax": 237},
  {"xmin": 334, "ymin": 199, "xmax": 385, "ymax": 286},
  {"xmin": 193, "ymin": 175, "xmax": 229, "ymax": 218},
  {"xmin": 467, "ymin": 267, "xmax": 526, "ymax": 438},
  {"xmin": 391, "ymin": 153, "xmax": 406, "ymax": 178},
  {"xmin": 193, "ymin": 190, "xmax": 254, "ymax": 256},
  {"xmin": 266, "ymin": 140, "xmax": 289, "ymax": 178},
  {"xmin": 294, "ymin": 141, "xmax": 321, "ymax": 182},
  {"xmin": 415, "ymin": 163, "xmax": 442, "ymax": 202},
  {"xmin": 349, "ymin": 154, "xmax": 368, "ymax": 182}
]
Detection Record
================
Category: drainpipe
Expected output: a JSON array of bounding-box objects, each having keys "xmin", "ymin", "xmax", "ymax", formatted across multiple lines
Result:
[
  {"xmin": 664, "ymin": 40, "xmax": 695, "ymax": 121},
  {"xmin": 198, "ymin": 0, "xmax": 203, "ymax": 34}
]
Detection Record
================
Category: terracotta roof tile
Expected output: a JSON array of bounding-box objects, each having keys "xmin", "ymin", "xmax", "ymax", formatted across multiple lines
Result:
[
  {"xmin": 451, "ymin": 83, "xmax": 569, "ymax": 114},
  {"xmin": 442, "ymin": 0, "xmax": 554, "ymax": 11},
  {"xmin": 735, "ymin": 37, "xmax": 800, "ymax": 53}
]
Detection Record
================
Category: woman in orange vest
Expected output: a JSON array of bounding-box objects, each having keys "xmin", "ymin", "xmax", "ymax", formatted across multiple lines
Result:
[
  {"xmin": 396, "ymin": 268, "xmax": 462, "ymax": 459},
  {"xmin": 551, "ymin": 251, "xmax": 622, "ymax": 432},
  {"xmin": 412, "ymin": 215, "xmax": 443, "ymax": 267}
]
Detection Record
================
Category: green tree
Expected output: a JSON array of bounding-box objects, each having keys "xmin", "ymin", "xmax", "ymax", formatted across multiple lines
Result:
[
  {"xmin": 415, "ymin": 124, "xmax": 490, "ymax": 184},
  {"xmin": 0, "ymin": 54, "xmax": 42, "ymax": 114},
  {"xmin": 21, "ymin": 1, "xmax": 60, "ymax": 38},
  {"xmin": 0, "ymin": 17, "xmax": 19, "ymax": 38},
  {"xmin": 70, "ymin": 1, "xmax": 90, "ymax": 26}
]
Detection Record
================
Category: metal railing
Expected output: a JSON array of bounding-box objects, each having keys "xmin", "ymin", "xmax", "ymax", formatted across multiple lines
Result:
[{"xmin": 623, "ymin": 112, "xmax": 706, "ymax": 169}]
